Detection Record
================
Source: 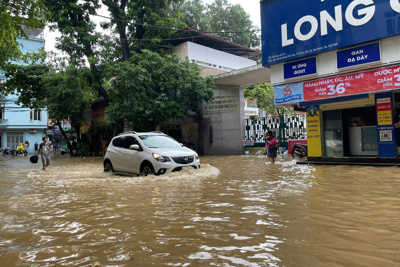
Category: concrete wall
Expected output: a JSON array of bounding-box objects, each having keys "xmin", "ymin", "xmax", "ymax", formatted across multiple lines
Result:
[{"xmin": 199, "ymin": 85, "xmax": 245, "ymax": 155}]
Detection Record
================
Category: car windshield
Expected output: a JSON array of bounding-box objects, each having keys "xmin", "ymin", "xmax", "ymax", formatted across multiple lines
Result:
[{"xmin": 139, "ymin": 135, "xmax": 182, "ymax": 148}]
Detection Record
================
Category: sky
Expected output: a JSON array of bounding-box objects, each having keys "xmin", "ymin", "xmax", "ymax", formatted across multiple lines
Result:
[{"xmin": 44, "ymin": 0, "xmax": 261, "ymax": 52}]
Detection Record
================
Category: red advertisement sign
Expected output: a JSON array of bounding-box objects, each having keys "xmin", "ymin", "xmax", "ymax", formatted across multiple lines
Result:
[
  {"xmin": 369, "ymin": 65, "xmax": 400, "ymax": 91},
  {"xmin": 303, "ymin": 65, "xmax": 400, "ymax": 101}
]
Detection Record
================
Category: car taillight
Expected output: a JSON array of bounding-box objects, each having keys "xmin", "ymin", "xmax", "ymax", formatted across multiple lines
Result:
[{"xmin": 104, "ymin": 147, "xmax": 108, "ymax": 155}]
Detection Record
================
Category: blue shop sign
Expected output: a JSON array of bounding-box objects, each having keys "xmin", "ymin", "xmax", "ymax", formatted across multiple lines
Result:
[
  {"xmin": 337, "ymin": 42, "xmax": 380, "ymax": 69},
  {"xmin": 261, "ymin": 0, "xmax": 400, "ymax": 66},
  {"xmin": 284, "ymin": 57, "xmax": 317, "ymax": 79}
]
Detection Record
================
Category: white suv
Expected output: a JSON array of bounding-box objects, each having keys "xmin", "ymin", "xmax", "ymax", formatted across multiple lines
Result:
[{"xmin": 103, "ymin": 131, "xmax": 200, "ymax": 176}]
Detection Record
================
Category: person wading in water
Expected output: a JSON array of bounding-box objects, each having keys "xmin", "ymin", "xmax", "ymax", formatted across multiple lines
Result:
[
  {"xmin": 264, "ymin": 131, "xmax": 278, "ymax": 164},
  {"xmin": 37, "ymin": 137, "xmax": 51, "ymax": 170}
]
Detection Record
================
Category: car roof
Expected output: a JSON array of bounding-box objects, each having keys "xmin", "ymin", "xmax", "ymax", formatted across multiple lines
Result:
[{"xmin": 116, "ymin": 131, "xmax": 165, "ymax": 137}]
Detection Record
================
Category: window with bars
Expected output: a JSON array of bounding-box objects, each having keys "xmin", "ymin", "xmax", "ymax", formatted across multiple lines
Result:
[{"xmin": 30, "ymin": 110, "xmax": 41, "ymax": 121}]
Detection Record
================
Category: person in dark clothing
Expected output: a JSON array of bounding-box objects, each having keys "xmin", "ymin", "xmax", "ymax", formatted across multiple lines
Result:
[{"xmin": 34, "ymin": 142, "xmax": 39, "ymax": 153}]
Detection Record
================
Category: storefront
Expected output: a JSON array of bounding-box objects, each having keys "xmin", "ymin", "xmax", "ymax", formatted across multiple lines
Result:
[
  {"xmin": 261, "ymin": 0, "xmax": 400, "ymax": 164},
  {"xmin": 274, "ymin": 64, "xmax": 400, "ymax": 162}
]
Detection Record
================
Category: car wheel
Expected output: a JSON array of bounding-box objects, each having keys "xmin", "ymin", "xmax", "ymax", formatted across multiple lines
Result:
[
  {"xmin": 140, "ymin": 163, "xmax": 154, "ymax": 176},
  {"xmin": 104, "ymin": 161, "xmax": 114, "ymax": 172}
]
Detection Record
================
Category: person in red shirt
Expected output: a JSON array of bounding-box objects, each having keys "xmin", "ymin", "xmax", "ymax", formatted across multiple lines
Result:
[{"xmin": 264, "ymin": 131, "xmax": 278, "ymax": 164}]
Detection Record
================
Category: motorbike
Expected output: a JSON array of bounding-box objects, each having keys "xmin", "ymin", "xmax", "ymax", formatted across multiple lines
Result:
[
  {"xmin": 16, "ymin": 149, "xmax": 28, "ymax": 156},
  {"xmin": 292, "ymin": 143, "xmax": 308, "ymax": 158},
  {"xmin": 2, "ymin": 147, "xmax": 16, "ymax": 156}
]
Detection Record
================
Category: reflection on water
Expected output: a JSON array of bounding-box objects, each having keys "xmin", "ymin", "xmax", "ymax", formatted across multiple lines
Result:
[{"xmin": 0, "ymin": 155, "xmax": 399, "ymax": 266}]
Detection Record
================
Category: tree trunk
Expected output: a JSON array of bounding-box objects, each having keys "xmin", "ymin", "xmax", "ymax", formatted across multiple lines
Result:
[
  {"xmin": 57, "ymin": 121, "xmax": 73, "ymax": 155},
  {"xmin": 102, "ymin": 0, "xmax": 131, "ymax": 61}
]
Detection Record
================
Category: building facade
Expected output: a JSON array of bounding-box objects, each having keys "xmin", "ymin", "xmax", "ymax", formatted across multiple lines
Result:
[
  {"xmin": 0, "ymin": 31, "xmax": 47, "ymax": 154},
  {"xmin": 261, "ymin": 0, "xmax": 400, "ymax": 164},
  {"xmin": 163, "ymin": 28, "xmax": 261, "ymax": 154}
]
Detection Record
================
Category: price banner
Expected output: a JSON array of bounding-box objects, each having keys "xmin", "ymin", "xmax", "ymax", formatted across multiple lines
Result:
[
  {"xmin": 302, "ymin": 65, "xmax": 400, "ymax": 101},
  {"xmin": 303, "ymin": 72, "xmax": 370, "ymax": 101},
  {"xmin": 369, "ymin": 65, "xmax": 400, "ymax": 91}
]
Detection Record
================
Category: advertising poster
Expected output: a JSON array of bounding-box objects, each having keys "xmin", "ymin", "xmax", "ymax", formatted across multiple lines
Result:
[
  {"xmin": 306, "ymin": 106, "xmax": 322, "ymax": 157},
  {"xmin": 274, "ymin": 82, "xmax": 304, "ymax": 105},
  {"xmin": 375, "ymin": 93, "xmax": 397, "ymax": 158}
]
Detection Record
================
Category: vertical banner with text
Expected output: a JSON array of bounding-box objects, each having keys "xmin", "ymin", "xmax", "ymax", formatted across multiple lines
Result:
[
  {"xmin": 375, "ymin": 92, "xmax": 397, "ymax": 158},
  {"xmin": 306, "ymin": 106, "xmax": 322, "ymax": 157}
]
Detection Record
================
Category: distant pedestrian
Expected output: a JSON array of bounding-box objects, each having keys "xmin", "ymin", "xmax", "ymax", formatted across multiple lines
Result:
[
  {"xmin": 34, "ymin": 142, "xmax": 38, "ymax": 153},
  {"xmin": 37, "ymin": 137, "xmax": 51, "ymax": 170},
  {"xmin": 54, "ymin": 141, "xmax": 58, "ymax": 155}
]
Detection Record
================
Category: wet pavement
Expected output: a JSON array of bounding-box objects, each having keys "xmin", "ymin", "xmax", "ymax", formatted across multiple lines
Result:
[{"xmin": 0, "ymin": 154, "xmax": 399, "ymax": 266}]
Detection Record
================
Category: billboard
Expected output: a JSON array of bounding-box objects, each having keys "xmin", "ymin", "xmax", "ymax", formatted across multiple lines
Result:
[{"xmin": 261, "ymin": 0, "xmax": 400, "ymax": 66}]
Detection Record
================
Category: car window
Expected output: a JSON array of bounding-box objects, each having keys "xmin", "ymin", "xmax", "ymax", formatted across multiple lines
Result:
[
  {"xmin": 139, "ymin": 135, "xmax": 182, "ymax": 148},
  {"xmin": 112, "ymin": 137, "xmax": 125, "ymax": 148},
  {"xmin": 124, "ymin": 136, "xmax": 140, "ymax": 149}
]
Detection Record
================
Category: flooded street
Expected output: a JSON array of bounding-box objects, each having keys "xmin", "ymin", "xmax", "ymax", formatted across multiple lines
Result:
[{"xmin": 0, "ymin": 155, "xmax": 399, "ymax": 266}]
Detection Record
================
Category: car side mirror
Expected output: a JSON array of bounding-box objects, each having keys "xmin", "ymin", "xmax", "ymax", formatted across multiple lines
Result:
[{"xmin": 129, "ymin": 144, "xmax": 140, "ymax": 150}]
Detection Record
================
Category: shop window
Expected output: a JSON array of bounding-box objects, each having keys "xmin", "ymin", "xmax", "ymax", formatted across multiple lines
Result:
[{"xmin": 30, "ymin": 110, "xmax": 41, "ymax": 121}]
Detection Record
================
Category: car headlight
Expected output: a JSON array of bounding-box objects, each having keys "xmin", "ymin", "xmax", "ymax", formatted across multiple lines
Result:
[
  {"xmin": 195, "ymin": 153, "xmax": 199, "ymax": 160},
  {"xmin": 153, "ymin": 153, "xmax": 171, "ymax": 162}
]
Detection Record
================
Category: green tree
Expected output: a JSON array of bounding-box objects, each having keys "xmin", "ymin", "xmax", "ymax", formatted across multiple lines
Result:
[
  {"xmin": 44, "ymin": 65, "xmax": 96, "ymax": 150},
  {"xmin": 0, "ymin": 57, "xmax": 95, "ymax": 152},
  {"xmin": 43, "ymin": 0, "xmax": 111, "ymax": 104},
  {"xmin": 0, "ymin": 51, "xmax": 49, "ymax": 110},
  {"xmin": 101, "ymin": 0, "xmax": 185, "ymax": 60},
  {"xmin": 106, "ymin": 49, "xmax": 215, "ymax": 131},
  {"xmin": 245, "ymin": 83, "xmax": 292, "ymax": 115},
  {"xmin": 175, "ymin": 0, "xmax": 210, "ymax": 32},
  {"xmin": 0, "ymin": 0, "xmax": 46, "ymax": 67},
  {"xmin": 177, "ymin": 0, "xmax": 260, "ymax": 48}
]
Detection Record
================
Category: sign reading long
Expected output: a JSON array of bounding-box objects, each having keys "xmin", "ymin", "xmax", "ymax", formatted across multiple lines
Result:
[{"xmin": 262, "ymin": 0, "xmax": 400, "ymax": 65}]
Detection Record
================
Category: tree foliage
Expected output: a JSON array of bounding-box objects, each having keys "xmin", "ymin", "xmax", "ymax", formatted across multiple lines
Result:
[
  {"xmin": 244, "ymin": 83, "xmax": 292, "ymax": 115},
  {"xmin": 0, "ymin": 0, "xmax": 46, "ymax": 67},
  {"xmin": 177, "ymin": 0, "xmax": 260, "ymax": 48},
  {"xmin": 0, "ymin": 50, "xmax": 49, "ymax": 110},
  {"xmin": 43, "ymin": 66, "xmax": 95, "ymax": 126},
  {"xmin": 43, "ymin": 0, "xmax": 110, "ymax": 103},
  {"xmin": 174, "ymin": 0, "xmax": 210, "ymax": 32},
  {"xmin": 0, "ymin": 60, "xmax": 95, "ymax": 151},
  {"xmin": 101, "ymin": 0, "xmax": 185, "ymax": 60},
  {"xmin": 106, "ymin": 49, "xmax": 215, "ymax": 131}
]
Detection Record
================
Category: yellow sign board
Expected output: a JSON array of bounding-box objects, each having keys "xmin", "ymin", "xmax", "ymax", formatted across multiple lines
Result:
[
  {"xmin": 377, "ymin": 110, "xmax": 393, "ymax": 125},
  {"xmin": 306, "ymin": 106, "xmax": 322, "ymax": 157}
]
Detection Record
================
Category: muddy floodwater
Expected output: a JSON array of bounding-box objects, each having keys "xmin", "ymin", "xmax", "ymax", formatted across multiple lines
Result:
[{"xmin": 0, "ymin": 154, "xmax": 399, "ymax": 266}]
